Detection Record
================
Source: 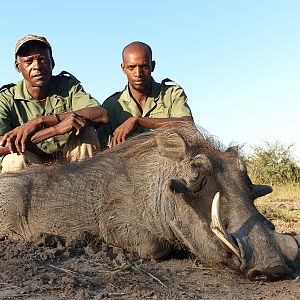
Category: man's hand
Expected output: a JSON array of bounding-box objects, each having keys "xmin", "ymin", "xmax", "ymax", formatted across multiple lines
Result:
[
  {"xmin": 111, "ymin": 116, "xmax": 138, "ymax": 147},
  {"xmin": 0, "ymin": 119, "xmax": 42, "ymax": 154},
  {"xmin": 31, "ymin": 113, "xmax": 88, "ymax": 145},
  {"xmin": 0, "ymin": 113, "xmax": 88, "ymax": 154},
  {"xmin": 53, "ymin": 113, "xmax": 87, "ymax": 136}
]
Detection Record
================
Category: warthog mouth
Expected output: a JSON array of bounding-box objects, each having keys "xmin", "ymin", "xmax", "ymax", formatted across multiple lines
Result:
[
  {"xmin": 210, "ymin": 192, "xmax": 299, "ymax": 280},
  {"xmin": 210, "ymin": 192, "xmax": 241, "ymax": 260}
]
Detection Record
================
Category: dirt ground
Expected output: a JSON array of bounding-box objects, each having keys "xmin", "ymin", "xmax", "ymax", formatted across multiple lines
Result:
[{"xmin": 1, "ymin": 231, "xmax": 300, "ymax": 300}]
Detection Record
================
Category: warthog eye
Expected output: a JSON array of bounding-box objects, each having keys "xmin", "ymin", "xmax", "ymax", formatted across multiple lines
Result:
[{"xmin": 169, "ymin": 179, "xmax": 188, "ymax": 194}]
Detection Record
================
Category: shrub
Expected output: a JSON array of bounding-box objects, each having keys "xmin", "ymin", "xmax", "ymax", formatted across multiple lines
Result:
[{"xmin": 246, "ymin": 141, "xmax": 300, "ymax": 185}]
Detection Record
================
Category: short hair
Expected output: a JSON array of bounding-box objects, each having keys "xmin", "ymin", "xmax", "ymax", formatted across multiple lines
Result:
[{"xmin": 122, "ymin": 41, "xmax": 152, "ymax": 62}]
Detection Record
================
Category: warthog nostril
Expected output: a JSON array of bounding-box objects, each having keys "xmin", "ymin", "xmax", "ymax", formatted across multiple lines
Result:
[{"xmin": 248, "ymin": 265, "xmax": 292, "ymax": 281}]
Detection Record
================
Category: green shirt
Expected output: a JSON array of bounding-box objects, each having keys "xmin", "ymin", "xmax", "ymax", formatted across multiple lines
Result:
[
  {"xmin": 99, "ymin": 78, "xmax": 192, "ymax": 146},
  {"xmin": 0, "ymin": 71, "xmax": 100, "ymax": 155}
]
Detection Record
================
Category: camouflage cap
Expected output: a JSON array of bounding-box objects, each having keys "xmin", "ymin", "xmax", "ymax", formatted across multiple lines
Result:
[{"xmin": 15, "ymin": 34, "xmax": 52, "ymax": 56}]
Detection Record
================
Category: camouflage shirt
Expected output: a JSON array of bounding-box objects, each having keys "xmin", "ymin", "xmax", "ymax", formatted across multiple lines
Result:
[
  {"xmin": 99, "ymin": 78, "xmax": 192, "ymax": 146},
  {"xmin": 0, "ymin": 71, "xmax": 100, "ymax": 155}
]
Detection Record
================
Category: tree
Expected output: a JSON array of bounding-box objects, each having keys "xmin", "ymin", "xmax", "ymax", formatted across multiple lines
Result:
[{"xmin": 246, "ymin": 141, "xmax": 300, "ymax": 185}]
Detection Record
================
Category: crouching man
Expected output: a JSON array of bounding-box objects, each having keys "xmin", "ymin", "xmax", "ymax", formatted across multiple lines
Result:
[{"xmin": 0, "ymin": 34, "xmax": 108, "ymax": 173}]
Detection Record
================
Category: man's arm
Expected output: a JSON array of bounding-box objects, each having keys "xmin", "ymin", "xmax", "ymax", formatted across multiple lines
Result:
[
  {"xmin": 38, "ymin": 106, "xmax": 108, "ymax": 129},
  {"xmin": 0, "ymin": 106, "xmax": 108, "ymax": 154},
  {"xmin": 0, "ymin": 138, "xmax": 12, "ymax": 156},
  {"xmin": 135, "ymin": 116, "xmax": 193, "ymax": 129},
  {"xmin": 111, "ymin": 116, "xmax": 193, "ymax": 147}
]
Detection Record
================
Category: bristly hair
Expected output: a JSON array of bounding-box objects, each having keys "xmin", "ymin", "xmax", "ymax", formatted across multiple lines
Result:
[{"xmin": 99, "ymin": 122, "xmax": 228, "ymax": 159}]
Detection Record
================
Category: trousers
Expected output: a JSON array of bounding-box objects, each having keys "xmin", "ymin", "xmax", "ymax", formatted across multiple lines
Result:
[{"xmin": 1, "ymin": 126, "xmax": 100, "ymax": 173}]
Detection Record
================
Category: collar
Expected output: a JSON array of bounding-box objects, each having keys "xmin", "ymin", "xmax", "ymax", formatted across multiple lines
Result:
[
  {"xmin": 120, "ymin": 77, "xmax": 161, "ymax": 103},
  {"xmin": 14, "ymin": 80, "xmax": 34, "ymax": 101},
  {"xmin": 13, "ymin": 76, "xmax": 65, "ymax": 103},
  {"xmin": 119, "ymin": 78, "xmax": 163, "ymax": 117}
]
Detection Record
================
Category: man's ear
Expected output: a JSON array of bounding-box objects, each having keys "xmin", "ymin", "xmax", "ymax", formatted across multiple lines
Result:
[
  {"xmin": 51, "ymin": 57, "xmax": 55, "ymax": 69},
  {"xmin": 15, "ymin": 59, "xmax": 21, "ymax": 73},
  {"xmin": 121, "ymin": 63, "xmax": 126, "ymax": 74},
  {"xmin": 151, "ymin": 60, "xmax": 156, "ymax": 72}
]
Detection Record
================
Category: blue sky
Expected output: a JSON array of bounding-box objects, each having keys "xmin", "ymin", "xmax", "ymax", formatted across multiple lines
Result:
[{"xmin": 1, "ymin": 0, "xmax": 300, "ymax": 162}]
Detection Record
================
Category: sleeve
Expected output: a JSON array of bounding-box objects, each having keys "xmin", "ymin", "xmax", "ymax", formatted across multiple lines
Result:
[
  {"xmin": 169, "ymin": 85, "xmax": 193, "ymax": 118},
  {"xmin": 69, "ymin": 81, "xmax": 101, "ymax": 111},
  {"xmin": 0, "ymin": 93, "xmax": 13, "ymax": 135},
  {"xmin": 97, "ymin": 97, "xmax": 114, "ymax": 148}
]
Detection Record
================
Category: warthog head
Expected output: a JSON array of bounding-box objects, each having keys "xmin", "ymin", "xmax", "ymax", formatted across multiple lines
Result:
[{"xmin": 139, "ymin": 123, "xmax": 299, "ymax": 280}]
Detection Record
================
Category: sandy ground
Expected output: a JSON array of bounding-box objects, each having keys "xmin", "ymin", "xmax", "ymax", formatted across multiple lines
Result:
[{"xmin": 1, "ymin": 232, "xmax": 300, "ymax": 300}]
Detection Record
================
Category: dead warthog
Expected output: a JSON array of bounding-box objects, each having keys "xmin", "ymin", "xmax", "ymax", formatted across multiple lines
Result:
[{"xmin": 0, "ymin": 123, "xmax": 299, "ymax": 280}]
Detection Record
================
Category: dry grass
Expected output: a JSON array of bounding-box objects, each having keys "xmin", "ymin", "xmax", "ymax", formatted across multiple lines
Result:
[{"xmin": 255, "ymin": 183, "xmax": 300, "ymax": 233}]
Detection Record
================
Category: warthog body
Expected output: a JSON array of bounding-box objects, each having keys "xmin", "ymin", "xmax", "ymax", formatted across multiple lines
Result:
[{"xmin": 0, "ymin": 123, "xmax": 299, "ymax": 279}]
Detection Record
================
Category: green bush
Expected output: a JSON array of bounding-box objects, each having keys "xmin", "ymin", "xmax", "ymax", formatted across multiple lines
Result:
[{"xmin": 246, "ymin": 141, "xmax": 300, "ymax": 185}]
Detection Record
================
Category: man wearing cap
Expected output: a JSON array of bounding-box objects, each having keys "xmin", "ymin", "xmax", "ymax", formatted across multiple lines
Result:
[
  {"xmin": 0, "ymin": 34, "xmax": 108, "ymax": 173},
  {"xmin": 99, "ymin": 41, "xmax": 193, "ymax": 148}
]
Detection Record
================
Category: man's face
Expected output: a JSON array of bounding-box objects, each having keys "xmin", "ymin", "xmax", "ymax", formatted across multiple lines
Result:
[
  {"xmin": 15, "ymin": 46, "xmax": 53, "ymax": 88},
  {"xmin": 121, "ymin": 46, "xmax": 155, "ymax": 93}
]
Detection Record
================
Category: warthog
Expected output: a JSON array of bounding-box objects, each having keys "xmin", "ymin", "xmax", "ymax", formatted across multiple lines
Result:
[{"xmin": 0, "ymin": 123, "xmax": 299, "ymax": 280}]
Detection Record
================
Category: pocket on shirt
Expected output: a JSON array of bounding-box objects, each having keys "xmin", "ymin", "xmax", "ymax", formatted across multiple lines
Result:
[
  {"xmin": 149, "ymin": 103, "xmax": 169, "ymax": 118},
  {"xmin": 52, "ymin": 97, "xmax": 68, "ymax": 114}
]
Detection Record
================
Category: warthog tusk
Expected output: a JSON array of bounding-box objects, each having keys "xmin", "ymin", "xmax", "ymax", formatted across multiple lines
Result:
[{"xmin": 210, "ymin": 192, "xmax": 241, "ymax": 260}]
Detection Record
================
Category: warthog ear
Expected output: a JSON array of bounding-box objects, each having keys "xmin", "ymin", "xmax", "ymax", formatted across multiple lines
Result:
[
  {"xmin": 156, "ymin": 133, "xmax": 186, "ymax": 160},
  {"xmin": 226, "ymin": 146, "xmax": 247, "ymax": 172},
  {"xmin": 225, "ymin": 146, "xmax": 239, "ymax": 154}
]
